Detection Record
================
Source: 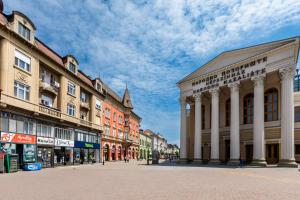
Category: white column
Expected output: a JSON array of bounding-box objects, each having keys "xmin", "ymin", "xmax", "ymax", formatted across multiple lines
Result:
[
  {"xmin": 279, "ymin": 67, "xmax": 297, "ymax": 167},
  {"xmin": 228, "ymin": 82, "xmax": 240, "ymax": 164},
  {"xmin": 210, "ymin": 88, "xmax": 220, "ymax": 163},
  {"xmin": 180, "ymin": 97, "xmax": 187, "ymax": 160},
  {"xmin": 194, "ymin": 93, "xmax": 202, "ymax": 161},
  {"xmin": 252, "ymin": 75, "xmax": 267, "ymax": 166}
]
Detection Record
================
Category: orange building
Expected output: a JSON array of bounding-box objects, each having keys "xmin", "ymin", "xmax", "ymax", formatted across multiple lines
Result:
[{"xmin": 101, "ymin": 85, "xmax": 141, "ymax": 161}]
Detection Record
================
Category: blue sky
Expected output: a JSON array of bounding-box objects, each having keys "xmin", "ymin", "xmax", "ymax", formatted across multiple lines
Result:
[{"xmin": 4, "ymin": 0, "xmax": 300, "ymax": 145}]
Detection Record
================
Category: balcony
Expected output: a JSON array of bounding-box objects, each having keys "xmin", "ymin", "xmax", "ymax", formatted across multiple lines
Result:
[
  {"xmin": 39, "ymin": 105, "xmax": 61, "ymax": 118},
  {"xmin": 80, "ymin": 101, "xmax": 90, "ymax": 110},
  {"xmin": 39, "ymin": 80, "xmax": 60, "ymax": 95}
]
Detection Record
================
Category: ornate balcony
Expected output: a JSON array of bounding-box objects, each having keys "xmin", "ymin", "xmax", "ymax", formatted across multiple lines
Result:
[
  {"xmin": 39, "ymin": 80, "xmax": 59, "ymax": 95},
  {"xmin": 80, "ymin": 101, "xmax": 90, "ymax": 110},
  {"xmin": 39, "ymin": 105, "xmax": 61, "ymax": 118}
]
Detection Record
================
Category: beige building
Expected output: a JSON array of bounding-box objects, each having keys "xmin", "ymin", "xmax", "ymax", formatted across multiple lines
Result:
[
  {"xmin": 177, "ymin": 37, "xmax": 300, "ymax": 167},
  {"xmin": 0, "ymin": 4, "xmax": 105, "ymax": 167}
]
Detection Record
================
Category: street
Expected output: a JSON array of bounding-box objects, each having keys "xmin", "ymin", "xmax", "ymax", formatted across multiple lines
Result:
[{"xmin": 1, "ymin": 161, "xmax": 300, "ymax": 200}]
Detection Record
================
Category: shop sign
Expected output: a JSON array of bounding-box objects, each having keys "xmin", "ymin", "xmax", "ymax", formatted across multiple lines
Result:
[
  {"xmin": 37, "ymin": 137, "xmax": 54, "ymax": 146},
  {"xmin": 0, "ymin": 132, "xmax": 36, "ymax": 144},
  {"xmin": 74, "ymin": 141, "xmax": 100, "ymax": 149},
  {"xmin": 55, "ymin": 139, "xmax": 74, "ymax": 147}
]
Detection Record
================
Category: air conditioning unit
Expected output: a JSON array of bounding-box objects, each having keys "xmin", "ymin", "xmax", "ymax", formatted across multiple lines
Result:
[{"xmin": 54, "ymin": 81, "xmax": 60, "ymax": 88}]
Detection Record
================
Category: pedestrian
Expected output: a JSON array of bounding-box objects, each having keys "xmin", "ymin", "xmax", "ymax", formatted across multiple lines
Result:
[{"xmin": 124, "ymin": 156, "xmax": 127, "ymax": 163}]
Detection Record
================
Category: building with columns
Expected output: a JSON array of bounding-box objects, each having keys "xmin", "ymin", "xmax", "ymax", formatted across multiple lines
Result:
[{"xmin": 177, "ymin": 37, "xmax": 300, "ymax": 167}]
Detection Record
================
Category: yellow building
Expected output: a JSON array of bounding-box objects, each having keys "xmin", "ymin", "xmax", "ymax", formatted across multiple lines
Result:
[{"xmin": 0, "ymin": 4, "xmax": 105, "ymax": 168}]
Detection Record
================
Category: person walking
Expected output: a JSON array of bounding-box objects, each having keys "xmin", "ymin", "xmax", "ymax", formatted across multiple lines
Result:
[{"xmin": 124, "ymin": 156, "xmax": 127, "ymax": 163}]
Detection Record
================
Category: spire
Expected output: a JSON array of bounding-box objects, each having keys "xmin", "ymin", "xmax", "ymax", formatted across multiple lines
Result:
[{"xmin": 122, "ymin": 86, "xmax": 133, "ymax": 109}]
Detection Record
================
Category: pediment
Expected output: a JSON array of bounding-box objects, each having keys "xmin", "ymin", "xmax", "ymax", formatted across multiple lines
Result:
[{"xmin": 178, "ymin": 37, "xmax": 299, "ymax": 85}]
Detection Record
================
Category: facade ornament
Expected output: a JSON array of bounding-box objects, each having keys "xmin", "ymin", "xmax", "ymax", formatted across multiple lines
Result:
[
  {"xmin": 228, "ymin": 81, "xmax": 240, "ymax": 92},
  {"xmin": 209, "ymin": 87, "xmax": 219, "ymax": 97},
  {"xmin": 193, "ymin": 93, "xmax": 201, "ymax": 102},
  {"xmin": 279, "ymin": 66, "xmax": 296, "ymax": 80},
  {"xmin": 251, "ymin": 74, "xmax": 265, "ymax": 87}
]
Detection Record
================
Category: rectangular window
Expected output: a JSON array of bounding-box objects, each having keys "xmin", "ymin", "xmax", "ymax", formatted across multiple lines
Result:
[
  {"xmin": 105, "ymin": 108, "xmax": 111, "ymax": 118},
  {"xmin": 113, "ymin": 112, "xmax": 117, "ymax": 122},
  {"xmin": 68, "ymin": 62, "xmax": 76, "ymax": 73},
  {"xmin": 67, "ymin": 82, "xmax": 76, "ymax": 96},
  {"xmin": 41, "ymin": 94, "xmax": 53, "ymax": 107},
  {"xmin": 80, "ymin": 110, "xmax": 88, "ymax": 120},
  {"xmin": 67, "ymin": 103, "xmax": 76, "ymax": 116},
  {"xmin": 14, "ymin": 81, "xmax": 30, "ymax": 100},
  {"xmin": 95, "ymin": 99, "xmax": 101, "ymax": 110},
  {"xmin": 80, "ymin": 92, "xmax": 87, "ymax": 103},
  {"xmin": 18, "ymin": 22, "xmax": 30, "ymax": 40},
  {"xmin": 295, "ymin": 107, "xmax": 300, "ymax": 122},
  {"xmin": 15, "ymin": 50, "xmax": 31, "ymax": 72}
]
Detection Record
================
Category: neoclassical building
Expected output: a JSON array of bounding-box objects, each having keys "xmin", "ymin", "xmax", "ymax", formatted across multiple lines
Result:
[{"xmin": 177, "ymin": 37, "xmax": 300, "ymax": 167}]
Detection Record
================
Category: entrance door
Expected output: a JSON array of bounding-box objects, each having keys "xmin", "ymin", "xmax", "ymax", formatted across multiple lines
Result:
[
  {"xmin": 245, "ymin": 144, "xmax": 253, "ymax": 165},
  {"xmin": 225, "ymin": 140, "xmax": 230, "ymax": 163},
  {"xmin": 16, "ymin": 144, "xmax": 23, "ymax": 169},
  {"xmin": 266, "ymin": 144, "xmax": 279, "ymax": 164}
]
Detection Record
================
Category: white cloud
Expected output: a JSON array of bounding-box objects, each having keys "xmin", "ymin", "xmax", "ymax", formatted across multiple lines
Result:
[{"xmin": 3, "ymin": 0, "xmax": 300, "ymax": 143}]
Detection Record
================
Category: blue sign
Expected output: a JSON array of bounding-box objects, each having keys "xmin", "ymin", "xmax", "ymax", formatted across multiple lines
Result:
[
  {"xmin": 23, "ymin": 163, "xmax": 42, "ymax": 171},
  {"xmin": 74, "ymin": 141, "xmax": 100, "ymax": 149}
]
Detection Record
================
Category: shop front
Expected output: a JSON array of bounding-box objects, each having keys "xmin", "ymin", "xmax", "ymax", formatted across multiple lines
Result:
[
  {"xmin": 54, "ymin": 138, "xmax": 74, "ymax": 166},
  {"xmin": 37, "ymin": 137, "xmax": 54, "ymax": 168},
  {"xmin": 0, "ymin": 132, "xmax": 37, "ymax": 169},
  {"xmin": 74, "ymin": 141, "xmax": 100, "ymax": 164}
]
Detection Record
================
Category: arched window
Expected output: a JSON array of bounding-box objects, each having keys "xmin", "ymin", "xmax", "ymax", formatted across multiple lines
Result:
[
  {"xmin": 225, "ymin": 99, "xmax": 230, "ymax": 126},
  {"xmin": 264, "ymin": 88, "xmax": 278, "ymax": 121},
  {"xmin": 244, "ymin": 94, "xmax": 254, "ymax": 124},
  {"xmin": 202, "ymin": 105, "xmax": 205, "ymax": 129}
]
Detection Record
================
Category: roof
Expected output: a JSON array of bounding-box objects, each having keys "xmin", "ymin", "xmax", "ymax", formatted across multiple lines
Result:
[
  {"xmin": 177, "ymin": 36, "xmax": 300, "ymax": 85},
  {"xmin": 122, "ymin": 86, "xmax": 133, "ymax": 109}
]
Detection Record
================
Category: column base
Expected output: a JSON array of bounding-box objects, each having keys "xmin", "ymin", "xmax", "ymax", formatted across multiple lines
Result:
[
  {"xmin": 227, "ymin": 159, "xmax": 240, "ymax": 166},
  {"xmin": 278, "ymin": 159, "xmax": 298, "ymax": 168},
  {"xmin": 251, "ymin": 160, "xmax": 267, "ymax": 167},
  {"xmin": 193, "ymin": 159, "xmax": 203, "ymax": 164},
  {"xmin": 208, "ymin": 159, "xmax": 220, "ymax": 165}
]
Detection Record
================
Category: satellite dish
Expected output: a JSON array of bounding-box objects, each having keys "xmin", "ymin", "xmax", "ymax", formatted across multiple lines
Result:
[{"xmin": 0, "ymin": 0, "xmax": 3, "ymax": 13}]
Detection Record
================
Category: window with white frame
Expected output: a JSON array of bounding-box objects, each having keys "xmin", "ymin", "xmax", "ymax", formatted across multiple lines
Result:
[
  {"xmin": 41, "ymin": 94, "xmax": 53, "ymax": 107},
  {"xmin": 96, "ymin": 82, "xmax": 102, "ymax": 92},
  {"xmin": 67, "ymin": 82, "xmax": 76, "ymax": 95},
  {"xmin": 118, "ymin": 116, "xmax": 123, "ymax": 124},
  {"xmin": 15, "ymin": 50, "xmax": 31, "ymax": 72},
  {"xmin": 67, "ymin": 103, "xmax": 76, "ymax": 116},
  {"xmin": 104, "ymin": 125, "xmax": 110, "ymax": 135},
  {"xmin": 118, "ymin": 130, "xmax": 123, "ymax": 138},
  {"xmin": 18, "ymin": 22, "xmax": 30, "ymax": 40},
  {"xmin": 37, "ymin": 124, "xmax": 54, "ymax": 137},
  {"xmin": 95, "ymin": 98, "xmax": 101, "ymax": 110},
  {"xmin": 55, "ymin": 127, "xmax": 74, "ymax": 140},
  {"xmin": 112, "ymin": 128, "xmax": 116, "ymax": 137},
  {"xmin": 80, "ymin": 91, "xmax": 87, "ymax": 103},
  {"xmin": 14, "ymin": 81, "xmax": 30, "ymax": 100},
  {"xmin": 68, "ymin": 62, "xmax": 76, "ymax": 73}
]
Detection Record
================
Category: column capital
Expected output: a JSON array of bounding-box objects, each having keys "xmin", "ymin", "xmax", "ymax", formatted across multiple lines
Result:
[
  {"xmin": 193, "ymin": 93, "xmax": 202, "ymax": 102},
  {"xmin": 228, "ymin": 81, "xmax": 240, "ymax": 92},
  {"xmin": 279, "ymin": 67, "xmax": 296, "ymax": 80},
  {"xmin": 209, "ymin": 87, "xmax": 219, "ymax": 97},
  {"xmin": 251, "ymin": 74, "xmax": 265, "ymax": 87}
]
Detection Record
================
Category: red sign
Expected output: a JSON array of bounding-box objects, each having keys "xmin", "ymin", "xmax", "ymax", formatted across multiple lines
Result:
[{"xmin": 0, "ymin": 133, "xmax": 36, "ymax": 144}]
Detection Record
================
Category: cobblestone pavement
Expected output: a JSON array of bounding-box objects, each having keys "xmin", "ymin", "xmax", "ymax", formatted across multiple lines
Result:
[{"xmin": 1, "ymin": 160, "xmax": 300, "ymax": 200}]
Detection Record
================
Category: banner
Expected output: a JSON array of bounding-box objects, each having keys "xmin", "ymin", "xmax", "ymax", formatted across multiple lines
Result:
[
  {"xmin": 74, "ymin": 141, "xmax": 100, "ymax": 149},
  {"xmin": 0, "ymin": 132, "xmax": 36, "ymax": 144}
]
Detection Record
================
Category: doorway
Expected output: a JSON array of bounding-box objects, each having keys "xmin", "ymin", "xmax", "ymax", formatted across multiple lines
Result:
[
  {"xmin": 266, "ymin": 144, "xmax": 279, "ymax": 164},
  {"xmin": 104, "ymin": 144, "xmax": 110, "ymax": 161},
  {"xmin": 225, "ymin": 140, "xmax": 230, "ymax": 163},
  {"xmin": 245, "ymin": 144, "xmax": 253, "ymax": 164}
]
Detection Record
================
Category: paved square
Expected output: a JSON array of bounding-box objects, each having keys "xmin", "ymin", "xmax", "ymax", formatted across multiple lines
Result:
[{"xmin": 1, "ymin": 161, "xmax": 300, "ymax": 200}]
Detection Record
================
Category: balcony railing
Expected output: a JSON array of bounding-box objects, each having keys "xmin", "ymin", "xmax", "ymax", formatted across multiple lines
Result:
[
  {"xmin": 80, "ymin": 119, "xmax": 92, "ymax": 127},
  {"xmin": 39, "ymin": 105, "xmax": 61, "ymax": 118}
]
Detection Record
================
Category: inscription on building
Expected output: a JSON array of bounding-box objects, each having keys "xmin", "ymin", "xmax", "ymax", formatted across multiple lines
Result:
[{"xmin": 192, "ymin": 57, "xmax": 267, "ymax": 93}]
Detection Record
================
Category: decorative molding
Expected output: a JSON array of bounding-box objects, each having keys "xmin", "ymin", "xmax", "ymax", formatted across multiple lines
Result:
[
  {"xmin": 279, "ymin": 66, "xmax": 296, "ymax": 80},
  {"xmin": 15, "ymin": 71, "xmax": 29, "ymax": 84},
  {"xmin": 251, "ymin": 74, "xmax": 265, "ymax": 87}
]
